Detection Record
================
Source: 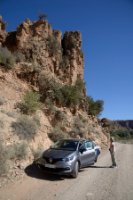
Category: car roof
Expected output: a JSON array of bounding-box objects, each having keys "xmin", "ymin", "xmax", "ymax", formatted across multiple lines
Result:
[{"xmin": 59, "ymin": 138, "xmax": 92, "ymax": 143}]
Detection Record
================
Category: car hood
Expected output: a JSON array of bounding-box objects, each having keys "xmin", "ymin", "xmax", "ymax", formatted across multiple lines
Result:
[{"xmin": 42, "ymin": 148, "xmax": 75, "ymax": 159}]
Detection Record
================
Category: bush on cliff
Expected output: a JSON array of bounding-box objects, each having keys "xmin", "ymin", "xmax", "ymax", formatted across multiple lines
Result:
[
  {"xmin": 0, "ymin": 47, "xmax": 15, "ymax": 70},
  {"xmin": 87, "ymin": 96, "xmax": 104, "ymax": 116},
  {"xmin": 17, "ymin": 91, "xmax": 41, "ymax": 114},
  {"xmin": 12, "ymin": 115, "xmax": 40, "ymax": 140}
]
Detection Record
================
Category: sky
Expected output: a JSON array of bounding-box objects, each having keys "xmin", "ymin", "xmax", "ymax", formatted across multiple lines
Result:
[{"xmin": 0, "ymin": 0, "xmax": 133, "ymax": 120}]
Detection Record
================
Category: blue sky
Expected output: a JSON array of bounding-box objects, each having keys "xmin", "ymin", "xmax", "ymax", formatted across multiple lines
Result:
[{"xmin": 0, "ymin": 0, "xmax": 133, "ymax": 120}]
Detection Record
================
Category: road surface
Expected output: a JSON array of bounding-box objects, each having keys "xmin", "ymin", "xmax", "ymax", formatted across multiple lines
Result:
[{"xmin": 0, "ymin": 141, "xmax": 133, "ymax": 200}]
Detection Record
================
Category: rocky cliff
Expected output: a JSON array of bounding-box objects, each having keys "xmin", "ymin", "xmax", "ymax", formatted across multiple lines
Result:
[
  {"xmin": 1, "ymin": 18, "xmax": 83, "ymax": 85},
  {"xmin": 0, "ymin": 17, "xmax": 109, "ymax": 185}
]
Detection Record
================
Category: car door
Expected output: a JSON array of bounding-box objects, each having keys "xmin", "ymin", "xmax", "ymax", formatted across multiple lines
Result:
[
  {"xmin": 79, "ymin": 141, "xmax": 95, "ymax": 167},
  {"xmin": 79, "ymin": 142, "xmax": 88, "ymax": 167},
  {"xmin": 84, "ymin": 141, "xmax": 96, "ymax": 165}
]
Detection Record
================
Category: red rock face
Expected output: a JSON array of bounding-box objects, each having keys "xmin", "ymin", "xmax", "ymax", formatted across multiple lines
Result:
[
  {"xmin": 62, "ymin": 31, "xmax": 84, "ymax": 84},
  {"xmin": 2, "ymin": 19, "xmax": 84, "ymax": 85}
]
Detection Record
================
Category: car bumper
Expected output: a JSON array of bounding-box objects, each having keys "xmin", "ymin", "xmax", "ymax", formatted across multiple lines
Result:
[
  {"xmin": 40, "ymin": 165, "xmax": 72, "ymax": 175},
  {"xmin": 34, "ymin": 158, "xmax": 75, "ymax": 175}
]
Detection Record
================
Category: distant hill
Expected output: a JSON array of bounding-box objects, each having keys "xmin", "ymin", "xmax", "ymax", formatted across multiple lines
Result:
[
  {"xmin": 114, "ymin": 120, "xmax": 133, "ymax": 130},
  {"xmin": 109, "ymin": 120, "xmax": 133, "ymax": 139}
]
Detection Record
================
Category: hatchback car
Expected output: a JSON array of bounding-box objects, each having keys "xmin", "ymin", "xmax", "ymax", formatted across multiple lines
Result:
[{"xmin": 35, "ymin": 139, "xmax": 101, "ymax": 178}]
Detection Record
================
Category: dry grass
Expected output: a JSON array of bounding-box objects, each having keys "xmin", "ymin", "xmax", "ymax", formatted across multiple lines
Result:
[{"xmin": 12, "ymin": 115, "xmax": 40, "ymax": 140}]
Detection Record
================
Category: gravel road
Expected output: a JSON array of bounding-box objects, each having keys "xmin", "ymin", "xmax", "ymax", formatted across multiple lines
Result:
[{"xmin": 0, "ymin": 141, "xmax": 133, "ymax": 200}]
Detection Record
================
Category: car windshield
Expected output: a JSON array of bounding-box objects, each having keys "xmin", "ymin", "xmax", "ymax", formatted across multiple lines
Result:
[{"xmin": 51, "ymin": 140, "xmax": 79, "ymax": 151}]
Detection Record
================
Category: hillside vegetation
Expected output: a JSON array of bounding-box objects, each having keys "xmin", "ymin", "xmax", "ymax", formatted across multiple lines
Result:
[
  {"xmin": 100, "ymin": 118, "xmax": 133, "ymax": 140},
  {"xmin": 110, "ymin": 120, "xmax": 133, "ymax": 140}
]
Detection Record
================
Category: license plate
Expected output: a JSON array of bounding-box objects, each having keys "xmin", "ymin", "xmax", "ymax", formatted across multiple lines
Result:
[{"xmin": 45, "ymin": 164, "xmax": 56, "ymax": 168}]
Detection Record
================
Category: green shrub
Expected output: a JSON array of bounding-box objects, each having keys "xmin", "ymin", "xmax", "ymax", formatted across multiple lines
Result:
[
  {"xmin": 52, "ymin": 86, "xmax": 64, "ymax": 106},
  {"xmin": 0, "ymin": 141, "xmax": 9, "ymax": 175},
  {"xmin": 39, "ymin": 73, "xmax": 63, "ymax": 104},
  {"xmin": 6, "ymin": 111, "xmax": 18, "ymax": 118},
  {"xmin": 60, "ymin": 84, "xmax": 82, "ymax": 107},
  {"xmin": 110, "ymin": 130, "xmax": 131, "ymax": 139},
  {"xmin": 58, "ymin": 79, "xmax": 85, "ymax": 108},
  {"xmin": 75, "ymin": 79, "xmax": 85, "ymax": 92},
  {"xmin": 48, "ymin": 126, "xmax": 68, "ymax": 142},
  {"xmin": 130, "ymin": 130, "xmax": 133, "ymax": 137},
  {"xmin": 18, "ymin": 91, "xmax": 40, "ymax": 114},
  {"xmin": 87, "ymin": 96, "xmax": 104, "ymax": 116},
  {"xmin": 0, "ymin": 47, "xmax": 15, "ymax": 70},
  {"xmin": 7, "ymin": 142, "xmax": 28, "ymax": 160},
  {"xmin": 14, "ymin": 142, "xmax": 28, "ymax": 159},
  {"xmin": 39, "ymin": 73, "xmax": 60, "ymax": 93},
  {"xmin": 39, "ymin": 74, "xmax": 84, "ymax": 108},
  {"xmin": 12, "ymin": 115, "xmax": 40, "ymax": 140}
]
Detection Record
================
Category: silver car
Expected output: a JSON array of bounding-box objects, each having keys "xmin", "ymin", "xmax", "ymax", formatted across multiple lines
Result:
[{"xmin": 35, "ymin": 139, "xmax": 101, "ymax": 178}]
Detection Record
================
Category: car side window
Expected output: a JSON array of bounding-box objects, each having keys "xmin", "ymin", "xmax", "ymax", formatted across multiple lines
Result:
[
  {"xmin": 78, "ymin": 142, "xmax": 82, "ymax": 148},
  {"xmin": 79, "ymin": 142, "xmax": 86, "ymax": 150},
  {"xmin": 85, "ymin": 141, "xmax": 93, "ymax": 149}
]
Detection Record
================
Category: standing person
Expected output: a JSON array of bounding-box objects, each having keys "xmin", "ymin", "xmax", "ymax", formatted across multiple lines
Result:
[{"xmin": 109, "ymin": 137, "xmax": 117, "ymax": 168}]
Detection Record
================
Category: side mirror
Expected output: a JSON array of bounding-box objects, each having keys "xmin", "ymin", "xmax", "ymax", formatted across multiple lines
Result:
[{"xmin": 79, "ymin": 147, "xmax": 86, "ymax": 153}]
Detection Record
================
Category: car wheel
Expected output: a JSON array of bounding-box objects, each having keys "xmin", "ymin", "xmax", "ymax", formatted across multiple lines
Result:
[{"xmin": 72, "ymin": 161, "xmax": 79, "ymax": 178}]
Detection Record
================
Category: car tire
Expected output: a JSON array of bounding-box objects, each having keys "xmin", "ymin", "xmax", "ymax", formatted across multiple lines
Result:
[{"xmin": 72, "ymin": 161, "xmax": 79, "ymax": 178}]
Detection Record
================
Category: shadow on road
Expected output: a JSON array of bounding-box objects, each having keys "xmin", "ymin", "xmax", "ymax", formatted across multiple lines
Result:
[
  {"xmin": 24, "ymin": 163, "xmax": 70, "ymax": 181},
  {"xmin": 88, "ymin": 165, "xmax": 111, "ymax": 169},
  {"xmin": 24, "ymin": 163, "xmax": 111, "ymax": 181}
]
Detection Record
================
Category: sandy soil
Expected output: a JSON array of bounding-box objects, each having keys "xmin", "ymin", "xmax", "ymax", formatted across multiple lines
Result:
[{"xmin": 0, "ymin": 141, "xmax": 133, "ymax": 200}]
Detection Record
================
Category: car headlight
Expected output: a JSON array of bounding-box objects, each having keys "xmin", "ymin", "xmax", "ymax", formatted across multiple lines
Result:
[{"xmin": 62, "ymin": 155, "xmax": 74, "ymax": 162}]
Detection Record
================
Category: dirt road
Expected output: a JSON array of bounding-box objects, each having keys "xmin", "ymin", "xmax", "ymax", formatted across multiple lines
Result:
[{"xmin": 0, "ymin": 141, "xmax": 133, "ymax": 200}]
